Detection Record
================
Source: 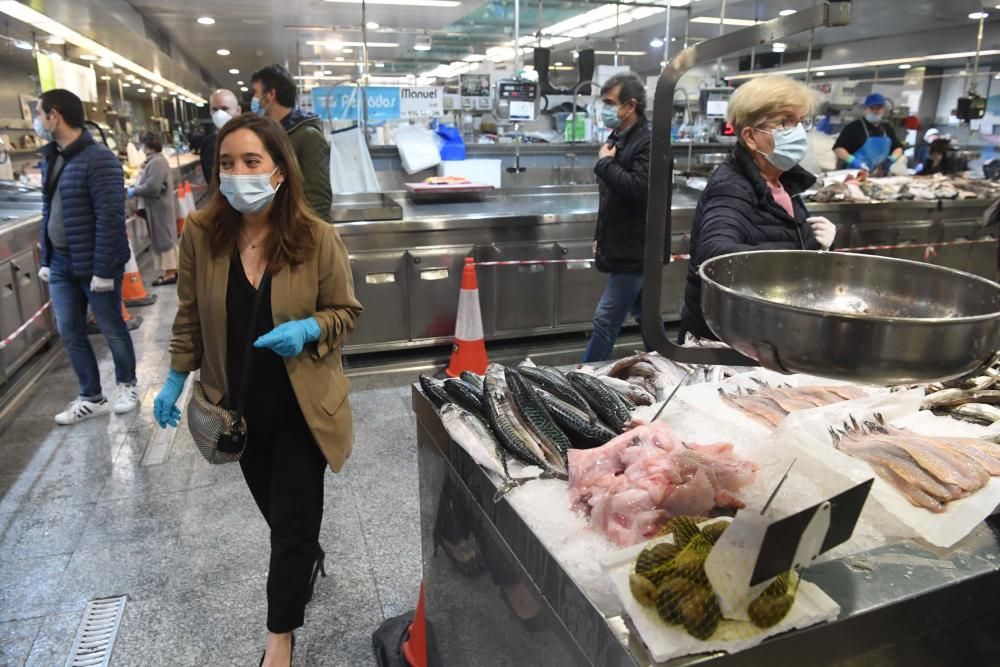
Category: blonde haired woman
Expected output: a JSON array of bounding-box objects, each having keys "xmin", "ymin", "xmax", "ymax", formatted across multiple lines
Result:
[{"xmin": 680, "ymin": 75, "xmax": 836, "ymax": 340}]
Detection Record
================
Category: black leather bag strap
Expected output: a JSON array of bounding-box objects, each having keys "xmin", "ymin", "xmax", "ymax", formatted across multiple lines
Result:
[{"xmin": 231, "ymin": 270, "xmax": 270, "ymax": 432}]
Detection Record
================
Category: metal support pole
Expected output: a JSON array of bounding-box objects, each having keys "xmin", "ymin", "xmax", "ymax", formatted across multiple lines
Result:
[
  {"xmin": 716, "ymin": 0, "xmax": 727, "ymax": 85},
  {"xmin": 971, "ymin": 13, "xmax": 985, "ymax": 94},
  {"xmin": 662, "ymin": 0, "xmax": 672, "ymax": 64},
  {"xmin": 514, "ymin": 0, "xmax": 522, "ymax": 74},
  {"xmin": 805, "ymin": 28, "xmax": 815, "ymax": 84}
]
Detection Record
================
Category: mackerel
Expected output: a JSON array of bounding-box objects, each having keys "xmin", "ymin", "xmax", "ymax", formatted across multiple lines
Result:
[
  {"xmin": 419, "ymin": 375, "xmax": 452, "ymax": 409},
  {"xmin": 459, "ymin": 371, "xmax": 485, "ymax": 397},
  {"xmin": 505, "ymin": 368, "xmax": 569, "ymax": 473},
  {"xmin": 567, "ymin": 371, "xmax": 633, "ymax": 433},
  {"xmin": 443, "ymin": 379, "xmax": 487, "ymax": 418},
  {"xmin": 483, "ymin": 365, "xmax": 549, "ymax": 470},
  {"xmin": 439, "ymin": 403, "xmax": 529, "ymax": 500},
  {"xmin": 518, "ymin": 366, "xmax": 596, "ymax": 418},
  {"xmin": 536, "ymin": 389, "xmax": 617, "ymax": 448},
  {"xmin": 596, "ymin": 375, "xmax": 655, "ymax": 406}
]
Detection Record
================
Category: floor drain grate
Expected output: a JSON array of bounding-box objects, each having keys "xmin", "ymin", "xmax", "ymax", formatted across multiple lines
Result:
[{"xmin": 65, "ymin": 596, "xmax": 127, "ymax": 667}]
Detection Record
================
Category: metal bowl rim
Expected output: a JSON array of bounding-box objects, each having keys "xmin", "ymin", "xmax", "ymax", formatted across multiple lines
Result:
[{"xmin": 699, "ymin": 249, "xmax": 1000, "ymax": 325}]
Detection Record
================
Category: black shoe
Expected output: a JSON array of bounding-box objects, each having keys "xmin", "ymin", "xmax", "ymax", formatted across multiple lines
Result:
[{"xmin": 306, "ymin": 546, "xmax": 326, "ymax": 604}]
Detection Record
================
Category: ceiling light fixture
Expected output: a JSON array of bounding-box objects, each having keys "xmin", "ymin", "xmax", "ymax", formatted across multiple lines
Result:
[
  {"xmin": 197, "ymin": 16, "xmax": 215, "ymax": 25},
  {"xmin": 779, "ymin": 9, "xmax": 797, "ymax": 16},
  {"xmin": 79, "ymin": 54, "xmax": 98, "ymax": 60},
  {"xmin": 122, "ymin": 82, "xmax": 130, "ymax": 87},
  {"xmin": 153, "ymin": 85, "xmax": 163, "ymax": 92},
  {"xmin": 14, "ymin": 39, "xmax": 32, "ymax": 50},
  {"xmin": 375, "ymin": 62, "xmax": 385, "ymax": 68},
  {"xmin": 366, "ymin": 21, "xmax": 380, "ymax": 29},
  {"xmin": 228, "ymin": 68, "xmax": 239, "ymax": 74},
  {"xmin": 137, "ymin": 87, "xmax": 146, "ymax": 92},
  {"xmin": 324, "ymin": 0, "xmax": 460, "ymax": 6},
  {"xmin": 898, "ymin": 63, "xmax": 912, "ymax": 70},
  {"xmin": 100, "ymin": 75, "xmax": 110, "ymax": 80},
  {"xmin": 343, "ymin": 48, "xmax": 353, "ymax": 53},
  {"xmin": 298, "ymin": 60, "xmax": 364, "ymax": 66},
  {"xmin": 815, "ymin": 71, "xmax": 826, "ymax": 77},
  {"xmin": 650, "ymin": 37, "xmax": 665, "ymax": 48},
  {"xmin": 414, "ymin": 35, "xmax": 433, "ymax": 51},
  {"xmin": 969, "ymin": 11, "xmax": 988, "ymax": 19},
  {"xmin": 98, "ymin": 58, "xmax": 113, "ymax": 67},
  {"xmin": 237, "ymin": 80, "xmax": 244, "ymax": 85},
  {"xmin": 690, "ymin": 16, "xmax": 759, "ymax": 27},
  {"xmin": 45, "ymin": 35, "xmax": 64, "ymax": 44},
  {"xmin": 0, "ymin": 1, "xmax": 207, "ymax": 103},
  {"xmin": 726, "ymin": 49, "xmax": 1000, "ymax": 81},
  {"xmin": 335, "ymin": 56, "xmax": 345, "ymax": 62},
  {"xmin": 595, "ymin": 50, "xmax": 646, "ymax": 56},
  {"xmin": 216, "ymin": 48, "xmax": 230, "ymax": 56},
  {"xmin": 554, "ymin": 61, "xmax": 563, "ymax": 66},
  {"xmin": 306, "ymin": 40, "xmax": 399, "ymax": 48},
  {"xmin": 772, "ymin": 42, "xmax": 787, "ymax": 53},
  {"xmin": 240, "ymin": 86, "xmax": 249, "ymax": 91}
]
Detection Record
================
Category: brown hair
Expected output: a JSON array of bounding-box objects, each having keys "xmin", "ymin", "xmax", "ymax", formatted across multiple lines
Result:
[
  {"xmin": 196, "ymin": 114, "xmax": 318, "ymax": 272},
  {"xmin": 141, "ymin": 132, "xmax": 163, "ymax": 152}
]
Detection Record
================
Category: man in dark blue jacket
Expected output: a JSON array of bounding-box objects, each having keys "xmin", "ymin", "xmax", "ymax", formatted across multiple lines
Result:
[
  {"xmin": 583, "ymin": 73, "xmax": 658, "ymax": 362},
  {"xmin": 36, "ymin": 89, "xmax": 137, "ymax": 424}
]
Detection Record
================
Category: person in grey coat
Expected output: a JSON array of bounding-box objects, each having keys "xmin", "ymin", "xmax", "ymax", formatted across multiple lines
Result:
[{"xmin": 128, "ymin": 132, "xmax": 177, "ymax": 285}]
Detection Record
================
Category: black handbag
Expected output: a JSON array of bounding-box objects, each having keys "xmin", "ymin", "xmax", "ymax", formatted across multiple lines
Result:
[{"xmin": 187, "ymin": 272, "xmax": 271, "ymax": 464}]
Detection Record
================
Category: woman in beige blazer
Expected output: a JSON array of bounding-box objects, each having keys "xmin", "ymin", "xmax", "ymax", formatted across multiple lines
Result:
[{"xmin": 152, "ymin": 114, "xmax": 362, "ymax": 667}]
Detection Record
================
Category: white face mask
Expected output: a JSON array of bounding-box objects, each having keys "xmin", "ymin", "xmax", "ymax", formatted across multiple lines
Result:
[
  {"xmin": 211, "ymin": 109, "xmax": 233, "ymax": 130},
  {"xmin": 219, "ymin": 167, "xmax": 282, "ymax": 214}
]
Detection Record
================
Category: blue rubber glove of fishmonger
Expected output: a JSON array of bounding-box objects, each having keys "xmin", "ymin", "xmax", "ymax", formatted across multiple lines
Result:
[
  {"xmin": 153, "ymin": 369, "xmax": 189, "ymax": 428},
  {"xmin": 254, "ymin": 318, "xmax": 321, "ymax": 358},
  {"xmin": 127, "ymin": 186, "xmax": 136, "ymax": 198}
]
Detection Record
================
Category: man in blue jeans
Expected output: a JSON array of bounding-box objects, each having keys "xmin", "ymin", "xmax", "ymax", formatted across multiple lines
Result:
[
  {"xmin": 583, "ymin": 73, "xmax": 661, "ymax": 362},
  {"xmin": 35, "ymin": 89, "xmax": 137, "ymax": 424}
]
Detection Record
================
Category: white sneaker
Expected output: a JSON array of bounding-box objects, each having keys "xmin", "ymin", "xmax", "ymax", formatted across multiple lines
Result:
[
  {"xmin": 54, "ymin": 397, "xmax": 112, "ymax": 425},
  {"xmin": 112, "ymin": 385, "xmax": 139, "ymax": 414}
]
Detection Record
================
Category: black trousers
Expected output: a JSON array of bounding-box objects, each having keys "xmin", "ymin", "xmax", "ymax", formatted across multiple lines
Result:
[{"xmin": 239, "ymin": 410, "xmax": 327, "ymax": 632}]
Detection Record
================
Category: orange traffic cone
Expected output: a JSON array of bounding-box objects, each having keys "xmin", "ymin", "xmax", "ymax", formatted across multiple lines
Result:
[
  {"xmin": 401, "ymin": 583, "xmax": 427, "ymax": 667},
  {"xmin": 175, "ymin": 184, "xmax": 187, "ymax": 235},
  {"xmin": 183, "ymin": 180, "xmax": 195, "ymax": 213},
  {"xmin": 122, "ymin": 237, "xmax": 157, "ymax": 307},
  {"xmin": 445, "ymin": 257, "xmax": 488, "ymax": 377}
]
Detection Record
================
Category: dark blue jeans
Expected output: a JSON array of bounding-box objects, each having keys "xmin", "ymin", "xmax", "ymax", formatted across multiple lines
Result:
[
  {"xmin": 48, "ymin": 252, "xmax": 136, "ymax": 399},
  {"xmin": 582, "ymin": 271, "xmax": 662, "ymax": 363}
]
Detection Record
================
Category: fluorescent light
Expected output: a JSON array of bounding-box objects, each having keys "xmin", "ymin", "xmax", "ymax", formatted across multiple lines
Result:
[
  {"xmin": 335, "ymin": 57, "xmax": 345, "ymax": 62},
  {"xmin": 0, "ymin": 1, "xmax": 207, "ymax": 103},
  {"xmin": 237, "ymin": 80, "xmax": 244, "ymax": 85},
  {"xmin": 98, "ymin": 58, "xmax": 113, "ymax": 67},
  {"xmin": 899, "ymin": 63, "xmax": 912, "ymax": 70},
  {"xmin": 815, "ymin": 71, "xmax": 826, "ymax": 77},
  {"xmin": 240, "ymin": 86, "xmax": 249, "ymax": 91},
  {"xmin": 100, "ymin": 75, "xmax": 111, "ymax": 80},
  {"xmin": 343, "ymin": 48, "xmax": 353, "ymax": 53},
  {"xmin": 595, "ymin": 50, "xmax": 647, "ymax": 56},
  {"xmin": 79, "ymin": 54, "xmax": 98, "ymax": 60},
  {"xmin": 228, "ymin": 68, "xmax": 239, "ymax": 74},
  {"xmin": 779, "ymin": 9, "xmax": 797, "ymax": 16},
  {"xmin": 690, "ymin": 16, "xmax": 759, "ymax": 27},
  {"xmin": 45, "ymin": 35, "xmax": 64, "ymax": 44},
  {"xmin": 324, "ymin": 0, "xmax": 460, "ymax": 6},
  {"xmin": 366, "ymin": 21, "xmax": 380, "ymax": 29},
  {"xmin": 970, "ymin": 11, "xmax": 989, "ymax": 19},
  {"xmin": 772, "ymin": 42, "xmax": 787, "ymax": 53},
  {"xmin": 305, "ymin": 40, "xmax": 399, "ymax": 48},
  {"xmin": 197, "ymin": 16, "xmax": 215, "ymax": 25},
  {"xmin": 137, "ymin": 88, "xmax": 146, "ymax": 92},
  {"xmin": 463, "ymin": 54, "xmax": 487, "ymax": 62},
  {"xmin": 554, "ymin": 61, "xmax": 563, "ymax": 66},
  {"xmin": 216, "ymin": 48, "xmax": 230, "ymax": 56},
  {"xmin": 375, "ymin": 62, "xmax": 385, "ymax": 68},
  {"xmin": 299, "ymin": 60, "xmax": 363, "ymax": 67},
  {"xmin": 153, "ymin": 85, "xmax": 163, "ymax": 92},
  {"xmin": 291, "ymin": 74, "xmax": 350, "ymax": 81},
  {"xmin": 650, "ymin": 37, "xmax": 665, "ymax": 48},
  {"xmin": 14, "ymin": 39, "xmax": 32, "ymax": 50},
  {"xmin": 725, "ymin": 49, "xmax": 1000, "ymax": 81}
]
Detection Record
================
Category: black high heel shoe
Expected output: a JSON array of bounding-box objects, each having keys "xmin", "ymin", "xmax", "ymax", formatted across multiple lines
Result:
[
  {"xmin": 259, "ymin": 632, "xmax": 295, "ymax": 666},
  {"xmin": 306, "ymin": 547, "xmax": 326, "ymax": 604}
]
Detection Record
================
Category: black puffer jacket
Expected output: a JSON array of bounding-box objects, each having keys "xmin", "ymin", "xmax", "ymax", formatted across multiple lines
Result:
[
  {"xmin": 680, "ymin": 144, "xmax": 821, "ymax": 340},
  {"xmin": 594, "ymin": 121, "xmax": 651, "ymax": 273}
]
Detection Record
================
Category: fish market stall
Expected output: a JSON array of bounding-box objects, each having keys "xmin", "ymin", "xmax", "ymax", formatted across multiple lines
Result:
[{"xmin": 413, "ymin": 358, "xmax": 1000, "ymax": 665}]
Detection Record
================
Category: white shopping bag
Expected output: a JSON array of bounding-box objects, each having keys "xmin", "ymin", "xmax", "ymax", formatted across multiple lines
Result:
[{"xmin": 329, "ymin": 126, "xmax": 380, "ymax": 194}]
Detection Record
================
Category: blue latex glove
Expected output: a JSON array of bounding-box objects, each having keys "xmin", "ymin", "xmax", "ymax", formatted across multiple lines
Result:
[
  {"xmin": 127, "ymin": 186, "xmax": 136, "ymax": 198},
  {"xmin": 154, "ymin": 369, "xmax": 189, "ymax": 428},
  {"xmin": 254, "ymin": 318, "xmax": 321, "ymax": 358},
  {"xmin": 847, "ymin": 154, "xmax": 866, "ymax": 170}
]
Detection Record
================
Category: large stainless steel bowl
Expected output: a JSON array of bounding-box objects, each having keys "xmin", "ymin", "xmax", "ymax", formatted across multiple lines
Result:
[{"xmin": 700, "ymin": 250, "xmax": 1000, "ymax": 384}]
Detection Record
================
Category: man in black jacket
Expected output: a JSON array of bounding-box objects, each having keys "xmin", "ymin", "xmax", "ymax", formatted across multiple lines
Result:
[{"xmin": 583, "ymin": 73, "xmax": 656, "ymax": 362}]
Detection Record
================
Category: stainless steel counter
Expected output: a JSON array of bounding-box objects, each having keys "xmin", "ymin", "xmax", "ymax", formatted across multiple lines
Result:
[
  {"xmin": 338, "ymin": 189, "xmax": 997, "ymax": 354},
  {"xmin": 413, "ymin": 386, "xmax": 1000, "ymax": 666}
]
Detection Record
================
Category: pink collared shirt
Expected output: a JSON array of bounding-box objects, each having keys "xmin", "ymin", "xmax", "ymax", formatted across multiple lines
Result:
[{"xmin": 768, "ymin": 180, "xmax": 795, "ymax": 218}]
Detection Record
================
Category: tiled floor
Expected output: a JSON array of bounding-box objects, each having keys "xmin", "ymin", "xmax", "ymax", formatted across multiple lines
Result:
[{"xmin": 0, "ymin": 265, "xmax": 422, "ymax": 666}]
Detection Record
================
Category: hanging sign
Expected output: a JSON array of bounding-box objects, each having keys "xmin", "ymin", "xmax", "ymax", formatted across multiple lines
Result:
[{"xmin": 313, "ymin": 85, "xmax": 443, "ymax": 121}]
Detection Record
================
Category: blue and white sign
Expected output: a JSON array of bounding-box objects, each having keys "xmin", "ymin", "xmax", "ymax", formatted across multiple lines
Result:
[
  {"xmin": 312, "ymin": 86, "xmax": 443, "ymax": 121},
  {"xmin": 313, "ymin": 86, "xmax": 400, "ymax": 121}
]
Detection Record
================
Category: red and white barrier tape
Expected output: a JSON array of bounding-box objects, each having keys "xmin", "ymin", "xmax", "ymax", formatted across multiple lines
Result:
[
  {"xmin": 470, "ymin": 237, "xmax": 998, "ymax": 268},
  {"xmin": 0, "ymin": 301, "xmax": 50, "ymax": 350}
]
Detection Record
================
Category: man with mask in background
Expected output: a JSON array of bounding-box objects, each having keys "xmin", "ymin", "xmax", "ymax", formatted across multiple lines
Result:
[
  {"xmin": 250, "ymin": 64, "xmax": 332, "ymax": 222},
  {"xmin": 35, "ymin": 89, "xmax": 137, "ymax": 424},
  {"xmin": 582, "ymin": 72, "xmax": 656, "ymax": 362},
  {"xmin": 200, "ymin": 88, "xmax": 241, "ymax": 184},
  {"xmin": 833, "ymin": 92, "xmax": 904, "ymax": 175}
]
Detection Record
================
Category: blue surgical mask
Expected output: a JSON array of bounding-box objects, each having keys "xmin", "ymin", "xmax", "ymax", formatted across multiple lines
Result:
[
  {"xmin": 219, "ymin": 168, "xmax": 282, "ymax": 213},
  {"xmin": 251, "ymin": 96, "xmax": 268, "ymax": 117},
  {"xmin": 864, "ymin": 112, "xmax": 883, "ymax": 124},
  {"xmin": 756, "ymin": 123, "xmax": 809, "ymax": 172},
  {"xmin": 33, "ymin": 116, "xmax": 52, "ymax": 142},
  {"xmin": 601, "ymin": 104, "xmax": 622, "ymax": 129}
]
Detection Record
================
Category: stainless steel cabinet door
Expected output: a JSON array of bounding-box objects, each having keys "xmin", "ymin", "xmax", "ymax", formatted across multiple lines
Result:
[
  {"xmin": 346, "ymin": 251, "xmax": 409, "ymax": 347},
  {"xmin": 935, "ymin": 220, "xmax": 976, "ymax": 273},
  {"xmin": 850, "ymin": 221, "xmax": 933, "ymax": 263},
  {"xmin": 407, "ymin": 246, "xmax": 474, "ymax": 342},
  {"xmin": 553, "ymin": 241, "xmax": 605, "ymax": 327},
  {"xmin": 479, "ymin": 242, "xmax": 558, "ymax": 335},
  {"xmin": 969, "ymin": 226, "xmax": 998, "ymax": 281},
  {"xmin": 10, "ymin": 248, "xmax": 50, "ymax": 357},
  {"xmin": 0, "ymin": 261, "xmax": 21, "ymax": 382}
]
